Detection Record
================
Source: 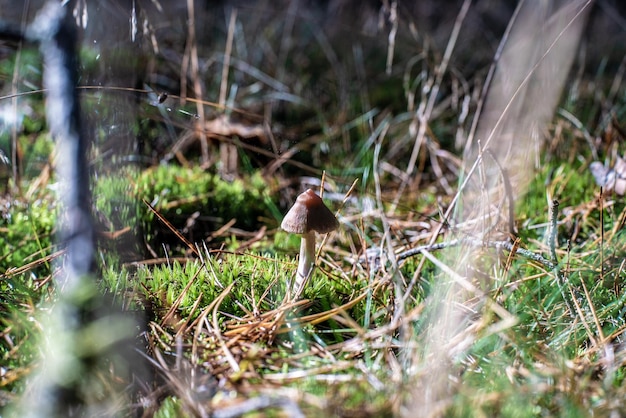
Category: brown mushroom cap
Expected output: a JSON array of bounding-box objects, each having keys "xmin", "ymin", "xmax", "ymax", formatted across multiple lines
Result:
[{"xmin": 281, "ymin": 189, "xmax": 339, "ymax": 234}]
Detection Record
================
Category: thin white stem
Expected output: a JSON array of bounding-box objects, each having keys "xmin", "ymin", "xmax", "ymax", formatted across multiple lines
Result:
[{"xmin": 294, "ymin": 231, "xmax": 316, "ymax": 296}]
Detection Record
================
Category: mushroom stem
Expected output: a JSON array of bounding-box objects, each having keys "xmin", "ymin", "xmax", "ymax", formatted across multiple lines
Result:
[{"xmin": 295, "ymin": 231, "xmax": 316, "ymax": 293}]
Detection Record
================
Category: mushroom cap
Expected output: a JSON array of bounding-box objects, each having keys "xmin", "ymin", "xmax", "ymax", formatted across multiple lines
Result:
[{"xmin": 281, "ymin": 189, "xmax": 339, "ymax": 234}]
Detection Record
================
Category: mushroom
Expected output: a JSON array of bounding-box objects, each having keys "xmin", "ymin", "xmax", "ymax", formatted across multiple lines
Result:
[{"xmin": 281, "ymin": 189, "xmax": 339, "ymax": 294}]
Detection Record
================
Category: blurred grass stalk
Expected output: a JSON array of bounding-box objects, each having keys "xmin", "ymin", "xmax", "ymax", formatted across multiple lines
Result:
[{"xmin": 406, "ymin": 0, "xmax": 592, "ymax": 414}]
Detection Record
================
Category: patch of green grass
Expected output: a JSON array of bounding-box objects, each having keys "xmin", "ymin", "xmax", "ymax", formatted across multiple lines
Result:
[
  {"xmin": 0, "ymin": 201, "xmax": 53, "ymax": 402},
  {"xmin": 0, "ymin": 197, "xmax": 56, "ymax": 277},
  {"xmin": 0, "ymin": 298, "xmax": 41, "ymax": 400}
]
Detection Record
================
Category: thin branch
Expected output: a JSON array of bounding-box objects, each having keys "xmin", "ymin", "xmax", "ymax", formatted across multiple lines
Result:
[{"xmin": 396, "ymin": 238, "xmax": 557, "ymax": 270}]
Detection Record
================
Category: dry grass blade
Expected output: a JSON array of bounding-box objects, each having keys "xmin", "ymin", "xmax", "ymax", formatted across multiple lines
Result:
[
  {"xmin": 175, "ymin": 291, "xmax": 204, "ymax": 339},
  {"xmin": 1, "ymin": 249, "xmax": 64, "ymax": 279},
  {"xmin": 222, "ymin": 277, "xmax": 379, "ymax": 349},
  {"xmin": 143, "ymin": 198, "xmax": 198, "ymax": 257},
  {"xmin": 211, "ymin": 283, "xmax": 241, "ymax": 373},
  {"xmin": 190, "ymin": 282, "xmax": 235, "ymax": 343},
  {"xmin": 287, "ymin": 289, "xmax": 370, "ymax": 327},
  {"xmin": 222, "ymin": 298, "xmax": 311, "ymax": 340},
  {"xmin": 262, "ymin": 361, "xmax": 355, "ymax": 382},
  {"xmin": 324, "ymin": 302, "xmax": 425, "ymax": 354},
  {"xmin": 578, "ymin": 271, "xmax": 606, "ymax": 343},
  {"xmin": 568, "ymin": 278, "xmax": 599, "ymax": 348},
  {"xmin": 213, "ymin": 394, "xmax": 305, "ymax": 418},
  {"xmin": 140, "ymin": 337, "xmax": 214, "ymax": 418},
  {"xmin": 161, "ymin": 266, "xmax": 202, "ymax": 329},
  {"xmin": 393, "ymin": 0, "xmax": 472, "ymax": 209}
]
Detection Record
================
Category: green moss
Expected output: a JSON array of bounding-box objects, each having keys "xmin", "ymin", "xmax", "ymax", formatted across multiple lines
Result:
[{"xmin": 133, "ymin": 164, "xmax": 280, "ymax": 256}]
